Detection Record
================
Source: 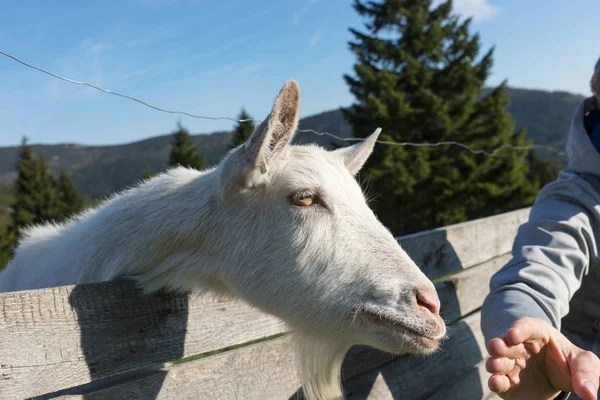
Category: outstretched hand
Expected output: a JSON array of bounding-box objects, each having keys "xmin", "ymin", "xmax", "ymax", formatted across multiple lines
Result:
[{"xmin": 486, "ymin": 316, "xmax": 600, "ymax": 400}]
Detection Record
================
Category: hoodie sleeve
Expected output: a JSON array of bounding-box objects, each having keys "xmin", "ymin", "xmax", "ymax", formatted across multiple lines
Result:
[{"xmin": 481, "ymin": 175, "xmax": 598, "ymax": 344}]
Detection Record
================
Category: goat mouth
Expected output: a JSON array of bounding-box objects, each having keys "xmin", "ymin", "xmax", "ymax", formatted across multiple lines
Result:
[{"xmin": 358, "ymin": 308, "xmax": 442, "ymax": 349}]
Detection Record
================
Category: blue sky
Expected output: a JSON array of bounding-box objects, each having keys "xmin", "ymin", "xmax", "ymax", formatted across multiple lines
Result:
[{"xmin": 0, "ymin": 0, "xmax": 597, "ymax": 146}]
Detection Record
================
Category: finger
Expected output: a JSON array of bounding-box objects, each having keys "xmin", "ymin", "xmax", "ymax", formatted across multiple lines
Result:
[
  {"xmin": 504, "ymin": 317, "xmax": 551, "ymax": 347},
  {"xmin": 486, "ymin": 357, "xmax": 517, "ymax": 374},
  {"xmin": 570, "ymin": 350, "xmax": 600, "ymax": 400},
  {"xmin": 489, "ymin": 374, "xmax": 511, "ymax": 393},
  {"xmin": 507, "ymin": 366, "xmax": 521, "ymax": 386},
  {"xmin": 546, "ymin": 336, "xmax": 572, "ymax": 379},
  {"xmin": 488, "ymin": 337, "xmax": 526, "ymax": 359}
]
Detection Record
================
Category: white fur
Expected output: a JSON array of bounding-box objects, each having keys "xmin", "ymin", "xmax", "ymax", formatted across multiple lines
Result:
[{"xmin": 0, "ymin": 80, "xmax": 446, "ymax": 399}]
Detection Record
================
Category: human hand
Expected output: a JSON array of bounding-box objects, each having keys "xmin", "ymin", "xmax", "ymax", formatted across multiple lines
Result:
[{"xmin": 485, "ymin": 316, "xmax": 600, "ymax": 400}]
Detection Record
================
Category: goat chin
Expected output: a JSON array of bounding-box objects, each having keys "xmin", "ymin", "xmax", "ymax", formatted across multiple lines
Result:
[{"xmin": 291, "ymin": 333, "xmax": 350, "ymax": 400}]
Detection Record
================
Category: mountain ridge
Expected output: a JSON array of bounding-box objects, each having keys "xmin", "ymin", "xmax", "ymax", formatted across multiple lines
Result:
[{"xmin": 0, "ymin": 86, "xmax": 585, "ymax": 198}]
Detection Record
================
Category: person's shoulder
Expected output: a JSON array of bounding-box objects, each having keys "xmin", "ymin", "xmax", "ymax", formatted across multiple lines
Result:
[
  {"xmin": 542, "ymin": 170, "xmax": 600, "ymax": 198},
  {"xmin": 525, "ymin": 172, "xmax": 600, "ymax": 232}
]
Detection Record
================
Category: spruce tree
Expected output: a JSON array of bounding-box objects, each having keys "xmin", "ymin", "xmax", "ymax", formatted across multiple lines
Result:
[
  {"xmin": 0, "ymin": 216, "xmax": 15, "ymax": 269},
  {"xmin": 343, "ymin": 0, "xmax": 540, "ymax": 234},
  {"xmin": 230, "ymin": 109, "xmax": 256, "ymax": 148},
  {"xmin": 35, "ymin": 154, "xmax": 59, "ymax": 223},
  {"xmin": 12, "ymin": 138, "xmax": 39, "ymax": 231},
  {"xmin": 56, "ymin": 168, "xmax": 84, "ymax": 219},
  {"xmin": 526, "ymin": 149, "xmax": 560, "ymax": 189},
  {"xmin": 168, "ymin": 122, "xmax": 206, "ymax": 170},
  {"xmin": 12, "ymin": 138, "xmax": 62, "ymax": 236}
]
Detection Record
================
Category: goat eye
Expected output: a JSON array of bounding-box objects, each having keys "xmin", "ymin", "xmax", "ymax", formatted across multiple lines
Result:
[{"xmin": 292, "ymin": 191, "xmax": 315, "ymax": 207}]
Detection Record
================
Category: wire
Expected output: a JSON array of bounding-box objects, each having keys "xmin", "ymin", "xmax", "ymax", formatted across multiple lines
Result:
[
  {"xmin": 0, "ymin": 49, "xmax": 567, "ymax": 158},
  {"xmin": 297, "ymin": 128, "xmax": 564, "ymax": 157},
  {"xmin": 0, "ymin": 50, "xmax": 249, "ymax": 123}
]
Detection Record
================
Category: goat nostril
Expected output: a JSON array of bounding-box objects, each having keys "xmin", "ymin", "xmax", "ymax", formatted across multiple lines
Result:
[{"xmin": 416, "ymin": 288, "xmax": 441, "ymax": 315}]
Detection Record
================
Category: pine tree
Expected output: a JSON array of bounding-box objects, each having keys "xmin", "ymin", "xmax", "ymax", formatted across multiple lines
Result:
[
  {"xmin": 0, "ymin": 216, "xmax": 15, "ymax": 269},
  {"xmin": 12, "ymin": 138, "xmax": 39, "ymax": 232},
  {"xmin": 56, "ymin": 168, "xmax": 84, "ymax": 219},
  {"xmin": 343, "ymin": 0, "xmax": 541, "ymax": 235},
  {"xmin": 526, "ymin": 149, "xmax": 561, "ymax": 189},
  {"xmin": 168, "ymin": 122, "xmax": 206, "ymax": 170},
  {"xmin": 230, "ymin": 109, "xmax": 256, "ymax": 148},
  {"xmin": 35, "ymin": 154, "xmax": 59, "ymax": 223},
  {"xmin": 11, "ymin": 138, "xmax": 62, "ymax": 236}
]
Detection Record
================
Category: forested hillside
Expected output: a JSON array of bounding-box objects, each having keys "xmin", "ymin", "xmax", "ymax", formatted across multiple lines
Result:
[{"xmin": 0, "ymin": 87, "xmax": 583, "ymax": 200}]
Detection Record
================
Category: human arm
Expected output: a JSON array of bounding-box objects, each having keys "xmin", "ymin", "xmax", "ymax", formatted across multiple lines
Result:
[{"xmin": 481, "ymin": 177, "xmax": 600, "ymax": 399}]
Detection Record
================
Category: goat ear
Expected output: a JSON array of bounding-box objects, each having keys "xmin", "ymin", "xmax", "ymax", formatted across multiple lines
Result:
[
  {"xmin": 333, "ymin": 128, "xmax": 381, "ymax": 176},
  {"xmin": 239, "ymin": 80, "xmax": 300, "ymax": 185}
]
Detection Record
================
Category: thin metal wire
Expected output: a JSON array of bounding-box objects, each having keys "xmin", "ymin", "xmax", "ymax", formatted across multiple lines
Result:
[
  {"xmin": 0, "ymin": 50, "xmax": 249, "ymax": 123},
  {"xmin": 0, "ymin": 49, "xmax": 567, "ymax": 158},
  {"xmin": 296, "ymin": 128, "xmax": 565, "ymax": 157}
]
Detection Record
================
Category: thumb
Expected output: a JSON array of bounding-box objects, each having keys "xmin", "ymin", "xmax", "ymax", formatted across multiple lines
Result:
[{"xmin": 570, "ymin": 349, "xmax": 600, "ymax": 400}]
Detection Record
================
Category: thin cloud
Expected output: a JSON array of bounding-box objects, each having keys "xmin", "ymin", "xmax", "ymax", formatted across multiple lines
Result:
[
  {"xmin": 202, "ymin": 5, "xmax": 276, "ymax": 39},
  {"xmin": 236, "ymin": 60, "xmax": 272, "ymax": 78},
  {"xmin": 125, "ymin": 27, "xmax": 180, "ymax": 48},
  {"xmin": 121, "ymin": 66, "xmax": 155, "ymax": 80},
  {"xmin": 309, "ymin": 31, "xmax": 321, "ymax": 49},
  {"xmin": 47, "ymin": 40, "xmax": 112, "ymax": 99},
  {"xmin": 88, "ymin": 43, "xmax": 112, "ymax": 53},
  {"xmin": 185, "ymin": 59, "xmax": 271, "ymax": 81},
  {"xmin": 207, "ymin": 33, "xmax": 256, "ymax": 56},
  {"xmin": 293, "ymin": 0, "xmax": 320, "ymax": 26},
  {"xmin": 159, "ymin": 33, "xmax": 257, "ymax": 74},
  {"xmin": 200, "ymin": 61, "xmax": 243, "ymax": 77},
  {"xmin": 233, "ymin": 5, "xmax": 275, "ymax": 26},
  {"xmin": 434, "ymin": 0, "xmax": 501, "ymax": 23},
  {"xmin": 136, "ymin": 0, "xmax": 204, "ymax": 6}
]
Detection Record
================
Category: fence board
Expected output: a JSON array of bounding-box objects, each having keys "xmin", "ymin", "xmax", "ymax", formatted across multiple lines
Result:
[
  {"xmin": 435, "ymin": 253, "xmax": 512, "ymax": 323},
  {"xmin": 56, "ymin": 336, "xmax": 301, "ymax": 400},
  {"xmin": 47, "ymin": 252, "xmax": 508, "ymax": 400},
  {"xmin": 427, "ymin": 359, "xmax": 501, "ymax": 400},
  {"xmin": 64, "ymin": 313, "xmax": 487, "ymax": 400},
  {"xmin": 399, "ymin": 207, "xmax": 528, "ymax": 281},
  {"xmin": 1, "ymin": 207, "xmax": 528, "ymax": 399},
  {"xmin": 0, "ymin": 253, "xmax": 510, "ymax": 399},
  {"xmin": 0, "ymin": 283, "xmax": 286, "ymax": 400},
  {"xmin": 343, "ymin": 312, "xmax": 487, "ymax": 399}
]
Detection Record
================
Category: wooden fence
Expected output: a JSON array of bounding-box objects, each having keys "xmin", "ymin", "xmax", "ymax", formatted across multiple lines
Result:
[{"xmin": 0, "ymin": 207, "xmax": 531, "ymax": 400}]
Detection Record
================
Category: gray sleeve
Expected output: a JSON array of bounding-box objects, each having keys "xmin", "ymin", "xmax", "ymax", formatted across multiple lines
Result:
[{"xmin": 481, "ymin": 178, "xmax": 597, "ymax": 344}]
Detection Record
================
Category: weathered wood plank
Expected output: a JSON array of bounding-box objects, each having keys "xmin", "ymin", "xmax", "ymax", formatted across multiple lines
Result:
[
  {"xmin": 343, "ymin": 312, "xmax": 488, "ymax": 400},
  {"xmin": 427, "ymin": 359, "xmax": 501, "ymax": 400},
  {"xmin": 55, "ymin": 336, "xmax": 302, "ymax": 400},
  {"xmin": 340, "ymin": 252, "xmax": 511, "ymax": 380},
  {"xmin": 64, "ymin": 312, "xmax": 488, "ymax": 400},
  {"xmin": 0, "ymin": 282, "xmax": 286, "ymax": 400},
  {"xmin": 0, "ymin": 253, "xmax": 510, "ymax": 399},
  {"xmin": 0, "ymin": 207, "xmax": 527, "ymax": 399},
  {"xmin": 436, "ymin": 253, "xmax": 512, "ymax": 323},
  {"xmin": 399, "ymin": 207, "xmax": 528, "ymax": 281}
]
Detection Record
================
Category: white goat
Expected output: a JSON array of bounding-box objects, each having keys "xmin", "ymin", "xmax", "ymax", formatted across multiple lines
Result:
[{"xmin": 0, "ymin": 80, "xmax": 446, "ymax": 400}]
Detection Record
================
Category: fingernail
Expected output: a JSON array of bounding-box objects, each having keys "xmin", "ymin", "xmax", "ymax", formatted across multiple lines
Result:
[{"xmin": 584, "ymin": 380, "xmax": 597, "ymax": 399}]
